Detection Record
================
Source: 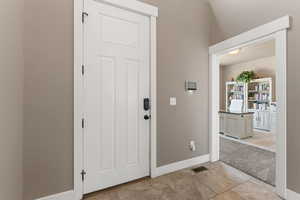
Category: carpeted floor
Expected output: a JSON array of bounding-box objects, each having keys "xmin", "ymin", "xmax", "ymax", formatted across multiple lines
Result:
[{"xmin": 220, "ymin": 136, "xmax": 276, "ymax": 186}]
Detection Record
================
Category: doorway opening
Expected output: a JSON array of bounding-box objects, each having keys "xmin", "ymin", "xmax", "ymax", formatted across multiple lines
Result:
[
  {"xmin": 219, "ymin": 39, "xmax": 276, "ymax": 186},
  {"xmin": 209, "ymin": 16, "xmax": 289, "ymax": 198}
]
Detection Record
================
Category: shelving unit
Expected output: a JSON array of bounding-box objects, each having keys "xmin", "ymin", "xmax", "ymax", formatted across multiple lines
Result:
[
  {"xmin": 225, "ymin": 78, "xmax": 273, "ymax": 131},
  {"xmin": 247, "ymin": 78, "xmax": 272, "ymax": 112},
  {"xmin": 225, "ymin": 81, "xmax": 247, "ymax": 112}
]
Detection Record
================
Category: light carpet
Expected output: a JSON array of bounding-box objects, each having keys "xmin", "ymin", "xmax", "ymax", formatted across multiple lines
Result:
[{"xmin": 220, "ymin": 136, "xmax": 276, "ymax": 186}]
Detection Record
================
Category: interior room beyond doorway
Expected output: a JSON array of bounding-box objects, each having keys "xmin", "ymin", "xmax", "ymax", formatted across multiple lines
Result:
[
  {"xmin": 218, "ymin": 39, "xmax": 277, "ymax": 186},
  {"xmin": 219, "ymin": 39, "xmax": 276, "ymax": 152}
]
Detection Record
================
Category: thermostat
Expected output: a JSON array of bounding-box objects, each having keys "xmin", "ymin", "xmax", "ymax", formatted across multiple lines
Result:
[{"xmin": 185, "ymin": 81, "xmax": 197, "ymax": 92}]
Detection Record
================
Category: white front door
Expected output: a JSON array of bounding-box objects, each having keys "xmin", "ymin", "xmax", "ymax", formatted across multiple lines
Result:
[{"xmin": 83, "ymin": 0, "xmax": 150, "ymax": 194}]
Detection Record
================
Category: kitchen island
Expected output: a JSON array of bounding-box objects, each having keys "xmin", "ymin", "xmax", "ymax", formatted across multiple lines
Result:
[{"xmin": 219, "ymin": 111, "xmax": 254, "ymax": 139}]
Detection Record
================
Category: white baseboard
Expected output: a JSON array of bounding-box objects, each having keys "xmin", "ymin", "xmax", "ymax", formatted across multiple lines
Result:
[
  {"xmin": 287, "ymin": 189, "xmax": 300, "ymax": 200},
  {"xmin": 35, "ymin": 190, "xmax": 75, "ymax": 200},
  {"xmin": 151, "ymin": 154, "xmax": 210, "ymax": 178}
]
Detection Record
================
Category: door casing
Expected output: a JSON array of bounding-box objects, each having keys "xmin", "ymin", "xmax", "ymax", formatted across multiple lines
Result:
[
  {"xmin": 74, "ymin": 0, "xmax": 158, "ymax": 199},
  {"xmin": 209, "ymin": 16, "xmax": 290, "ymax": 199}
]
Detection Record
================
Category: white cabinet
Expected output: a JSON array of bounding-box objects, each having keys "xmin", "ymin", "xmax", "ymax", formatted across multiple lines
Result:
[
  {"xmin": 270, "ymin": 103, "xmax": 277, "ymax": 132},
  {"xmin": 253, "ymin": 110, "xmax": 271, "ymax": 131}
]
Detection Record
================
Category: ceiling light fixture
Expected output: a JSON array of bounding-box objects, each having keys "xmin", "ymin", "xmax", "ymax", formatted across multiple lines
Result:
[{"xmin": 228, "ymin": 48, "xmax": 241, "ymax": 55}]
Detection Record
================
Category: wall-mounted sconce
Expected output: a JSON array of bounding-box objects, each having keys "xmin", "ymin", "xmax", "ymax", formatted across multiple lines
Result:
[{"xmin": 185, "ymin": 81, "xmax": 197, "ymax": 94}]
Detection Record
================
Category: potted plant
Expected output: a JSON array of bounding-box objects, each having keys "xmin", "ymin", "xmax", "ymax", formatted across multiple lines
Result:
[{"xmin": 236, "ymin": 71, "xmax": 256, "ymax": 83}]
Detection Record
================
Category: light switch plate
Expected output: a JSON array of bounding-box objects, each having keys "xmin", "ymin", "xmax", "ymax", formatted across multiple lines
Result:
[{"xmin": 170, "ymin": 97, "xmax": 176, "ymax": 106}]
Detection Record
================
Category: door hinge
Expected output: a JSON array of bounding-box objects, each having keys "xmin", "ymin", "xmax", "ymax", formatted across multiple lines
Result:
[
  {"xmin": 81, "ymin": 170, "xmax": 86, "ymax": 182},
  {"xmin": 82, "ymin": 12, "xmax": 89, "ymax": 23},
  {"xmin": 81, "ymin": 118, "xmax": 85, "ymax": 129},
  {"xmin": 81, "ymin": 65, "xmax": 85, "ymax": 75}
]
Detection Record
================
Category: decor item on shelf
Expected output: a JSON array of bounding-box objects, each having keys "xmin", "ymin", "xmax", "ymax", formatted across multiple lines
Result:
[{"xmin": 236, "ymin": 71, "xmax": 256, "ymax": 83}]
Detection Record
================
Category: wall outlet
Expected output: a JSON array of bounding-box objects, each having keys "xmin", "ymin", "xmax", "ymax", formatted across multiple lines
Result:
[{"xmin": 189, "ymin": 141, "xmax": 196, "ymax": 152}]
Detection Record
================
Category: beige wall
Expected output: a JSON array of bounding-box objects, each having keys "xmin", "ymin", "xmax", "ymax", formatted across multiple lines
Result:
[
  {"xmin": 23, "ymin": 0, "xmax": 74, "ymax": 199},
  {"xmin": 220, "ymin": 56, "xmax": 276, "ymax": 110},
  {"xmin": 140, "ymin": 0, "xmax": 212, "ymax": 167},
  {"xmin": 0, "ymin": 0, "xmax": 24, "ymax": 199},
  {"xmin": 23, "ymin": 0, "xmax": 214, "ymax": 199},
  {"xmin": 21, "ymin": 0, "xmax": 300, "ymax": 197},
  {"xmin": 209, "ymin": 0, "xmax": 300, "ymax": 193}
]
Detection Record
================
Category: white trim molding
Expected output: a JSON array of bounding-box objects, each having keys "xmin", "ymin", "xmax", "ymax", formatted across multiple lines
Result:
[
  {"xmin": 74, "ymin": 0, "xmax": 84, "ymax": 198},
  {"xmin": 96, "ymin": 0, "xmax": 158, "ymax": 17},
  {"xmin": 287, "ymin": 189, "xmax": 300, "ymax": 200},
  {"xmin": 150, "ymin": 16, "xmax": 158, "ymax": 178},
  {"xmin": 209, "ymin": 15, "xmax": 290, "ymax": 199},
  {"xmin": 209, "ymin": 15, "xmax": 290, "ymax": 54},
  {"xmin": 152, "ymin": 154, "xmax": 210, "ymax": 178},
  {"xmin": 275, "ymin": 29, "xmax": 287, "ymax": 198},
  {"xmin": 35, "ymin": 191, "xmax": 74, "ymax": 200}
]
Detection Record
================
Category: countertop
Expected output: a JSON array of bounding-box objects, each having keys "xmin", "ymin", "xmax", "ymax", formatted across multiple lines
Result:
[{"xmin": 219, "ymin": 110, "xmax": 254, "ymax": 115}]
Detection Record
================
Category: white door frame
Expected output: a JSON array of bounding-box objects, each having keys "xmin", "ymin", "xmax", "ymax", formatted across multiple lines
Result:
[
  {"xmin": 74, "ymin": 0, "xmax": 158, "ymax": 199},
  {"xmin": 209, "ymin": 16, "xmax": 290, "ymax": 198}
]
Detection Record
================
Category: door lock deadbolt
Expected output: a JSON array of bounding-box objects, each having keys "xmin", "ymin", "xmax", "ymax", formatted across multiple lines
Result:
[{"xmin": 144, "ymin": 115, "xmax": 151, "ymax": 120}]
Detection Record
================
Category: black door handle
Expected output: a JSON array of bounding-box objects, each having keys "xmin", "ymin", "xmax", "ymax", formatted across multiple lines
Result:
[{"xmin": 144, "ymin": 115, "xmax": 151, "ymax": 120}]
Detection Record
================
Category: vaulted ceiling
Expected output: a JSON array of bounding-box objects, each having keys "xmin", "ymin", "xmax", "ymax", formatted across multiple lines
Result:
[{"xmin": 208, "ymin": 0, "xmax": 298, "ymax": 43}]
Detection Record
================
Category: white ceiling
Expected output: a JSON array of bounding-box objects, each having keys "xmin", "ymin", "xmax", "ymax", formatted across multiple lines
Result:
[{"xmin": 220, "ymin": 40, "xmax": 275, "ymax": 66}]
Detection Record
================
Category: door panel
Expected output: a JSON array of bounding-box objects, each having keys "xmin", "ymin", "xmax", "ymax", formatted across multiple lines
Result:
[
  {"xmin": 83, "ymin": 0, "xmax": 150, "ymax": 194},
  {"xmin": 99, "ymin": 57, "xmax": 115, "ymax": 171},
  {"xmin": 102, "ymin": 15, "xmax": 139, "ymax": 47}
]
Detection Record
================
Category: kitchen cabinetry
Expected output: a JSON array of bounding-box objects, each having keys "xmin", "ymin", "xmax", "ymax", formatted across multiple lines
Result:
[
  {"xmin": 219, "ymin": 111, "xmax": 254, "ymax": 139},
  {"xmin": 253, "ymin": 110, "xmax": 271, "ymax": 131}
]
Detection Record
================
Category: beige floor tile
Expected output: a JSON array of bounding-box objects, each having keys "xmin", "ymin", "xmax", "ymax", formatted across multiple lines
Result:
[
  {"xmin": 83, "ymin": 162, "xmax": 278, "ymax": 200},
  {"xmin": 210, "ymin": 191, "xmax": 244, "ymax": 200},
  {"xmin": 195, "ymin": 162, "xmax": 249, "ymax": 194},
  {"xmin": 150, "ymin": 169, "xmax": 216, "ymax": 200},
  {"xmin": 248, "ymin": 176, "xmax": 276, "ymax": 193},
  {"xmin": 232, "ymin": 181, "xmax": 281, "ymax": 200},
  {"xmin": 84, "ymin": 188, "xmax": 120, "ymax": 200},
  {"xmin": 208, "ymin": 162, "xmax": 251, "ymax": 182}
]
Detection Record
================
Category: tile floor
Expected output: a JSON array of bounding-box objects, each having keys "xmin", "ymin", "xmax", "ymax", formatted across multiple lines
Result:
[{"xmin": 84, "ymin": 162, "xmax": 281, "ymax": 200}]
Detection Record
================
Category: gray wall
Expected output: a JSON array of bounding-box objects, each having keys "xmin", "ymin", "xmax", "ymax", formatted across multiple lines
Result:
[
  {"xmin": 0, "ymin": 0, "xmax": 24, "ymax": 199},
  {"xmin": 23, "ymin": 0, "xmax": 213, "ymax": 199},
  {"xmin": 209, "ymin": 0, "xmax": 300, "ymax": 193},
  {"xmin": 23, "ymin": 0, "xmax": 74, "ymax": 199},
  {"xmin": 220, "ymin": 56, "xmax": 277, "ymax": 110},
  {"xmin": 140, "ymin": 0, "xmax": 212, "ymax": 167}
]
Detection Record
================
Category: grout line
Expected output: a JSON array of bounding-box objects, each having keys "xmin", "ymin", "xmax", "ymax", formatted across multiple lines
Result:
[
  {"xmin": 202, "ymin": 167, "xmax": 250, "ymax": 198},
  {"xmin": 209, "ymin": 181, "xmax": 249, "ymax": 200}
]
